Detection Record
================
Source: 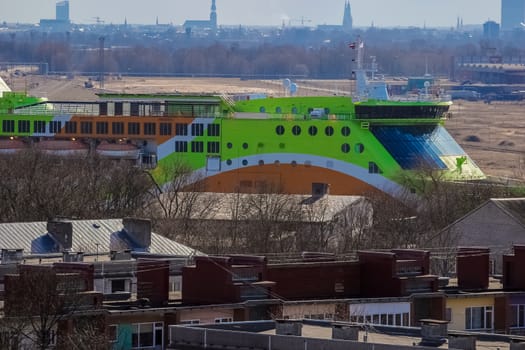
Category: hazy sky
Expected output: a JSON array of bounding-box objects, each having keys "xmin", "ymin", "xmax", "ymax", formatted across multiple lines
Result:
[{"xmin": 1, "ymin": 0, "xmax": 500, "ymax": 28}]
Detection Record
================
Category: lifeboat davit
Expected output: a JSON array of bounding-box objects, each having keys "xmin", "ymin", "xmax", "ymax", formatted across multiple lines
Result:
[
  {"xmin": 36, "ymin": 140, "xmax": 89, "ymax": 156},
  {"xmin": 0, "ymin": 139, "xmax": 28, "ymax": 154},
  {"xmin": 96, "ymin": 141, "xmax": 140, "ymax": 159}
]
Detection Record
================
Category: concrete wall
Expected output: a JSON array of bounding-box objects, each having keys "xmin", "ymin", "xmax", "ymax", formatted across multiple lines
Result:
[{"xmin": 168, "ymin": 326, "xmax": 450, "ymax": 350}]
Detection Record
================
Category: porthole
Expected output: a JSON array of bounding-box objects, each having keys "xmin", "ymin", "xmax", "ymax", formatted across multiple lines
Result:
[
  {"xmin": 276, "ymin": 125, "xmax": 285, "ymax": 135},
  {"xmin": 355, "ymin": 143, "xmax": 364, "ymax": 153},
  {"xmin": 242, "ymin": 159, "xmax": 248, "ymax": 166},
  {"xmin": 242, "ymin": 142, "xmax": 248, "ymax": 149},
  {"xmin": 274, "ymin": 160, "xmax": 280, "ymax": 165},
  {"xmin": 227, "ymin": 142, "xmax": 233, "ymax": 149},
  {"xmin": 292, "ymin": 125, "xmax": 301, "ymax": 136},
  {"xmin": 258, "ymin": 160, "xmax": 265, "ymax": 166},
  {"xmin": 341, "ymin": 143, "xmax": 350, "ymax": 153},
  {"xmin": 291, "ymin": 161, "xmax": 297, "ymax": 167},
  {"xmin": 325, "ymin": 126, "xmax": 334, "ymax": 136},
  {"xmin": 226, "ymin": 159, "xmax": 232, "ymax": 166},
  {"xmin": 276, "ymin": 106, "xmax": 282, "ymax": 113},
  {"xmin": 341, "ymin": 126, "xmax": 351, "ymax": 137},
  {"xmin": 308, "ymin": 126, "xmax": 318, "ymax": 136},
  {"xmin": 260, "ymin": 106, "xmax": 266, "ymax": 113},
  {"xmin": 291, "ymin": 107, "xmax": 298, "ymax": 114}
]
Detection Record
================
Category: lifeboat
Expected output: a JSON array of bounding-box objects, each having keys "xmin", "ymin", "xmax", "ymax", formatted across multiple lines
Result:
[
  {"xmin": 96, "ymin": 141, "xmax": 140, "ymax": 159},
  {"xmin": 36, "ymin": 140, "xmax": 89, "ymax": 156},
  {"xmin": 0, "ymin": 139, "xmax": 28, "ymax": 154}
]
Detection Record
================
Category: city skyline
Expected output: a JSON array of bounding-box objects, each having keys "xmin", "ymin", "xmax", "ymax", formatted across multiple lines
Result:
[{"xmin": 2, "ymin": 0, "xmax": 500, "ymax": 28}]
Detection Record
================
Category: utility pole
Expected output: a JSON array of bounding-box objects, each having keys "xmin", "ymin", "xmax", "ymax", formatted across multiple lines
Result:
[{"xmin": 99, "ymin": 36, "xmax": 105, "ymax": 89}]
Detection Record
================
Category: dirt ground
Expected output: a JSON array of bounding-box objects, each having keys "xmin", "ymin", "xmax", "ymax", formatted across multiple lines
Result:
[{"xmin": 4, "ymin": 74, "xmax": 524, "ymax": 181}]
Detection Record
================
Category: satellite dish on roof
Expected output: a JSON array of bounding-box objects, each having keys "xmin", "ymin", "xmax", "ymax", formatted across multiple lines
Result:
[{"xmin": 283, "ymin": 78, "xmax": 291, "ymax": 89}]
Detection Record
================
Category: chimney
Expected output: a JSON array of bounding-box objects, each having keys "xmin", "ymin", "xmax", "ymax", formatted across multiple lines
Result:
[
  {"xmin": 47, "ymin": 219, "xmax": 73, "ymax": 251},
  {"xmin": 110, "ymin": 250, "xmax": 132, "ymax": 261},
  {"xmin": 457, "ymin": 247, "xmax": 490, "ymax": 290},
  {"xmin": 1, "ymin": 249, "xmax": 23, "ymax": 264},
  {"xmin": 122, "ymin": 218, "xmax": 151, "ymax": 250},
  {"xmin": 63, "ymin": 251, "xmax": 84, "ymax": 262}
]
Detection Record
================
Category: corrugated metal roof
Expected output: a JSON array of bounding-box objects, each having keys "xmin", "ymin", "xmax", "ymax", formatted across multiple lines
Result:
[
  {"xmin": 0, "ymin": 219, "xmax": 197, "ymax": 257},
  {"xmin": 156, "ymin": 192, "xmax": 366, "ymax": 222}
]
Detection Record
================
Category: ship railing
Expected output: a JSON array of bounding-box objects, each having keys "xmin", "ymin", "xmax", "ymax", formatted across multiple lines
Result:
[
  {"xmin": 267, "ymin": 113, "xmax": 353, "ymax": 121},
  {"xmin": 14, "ymin": 102, "xmax": 100, "ymax": 116},
  {"xmin": 389, "ymin": 94, "xmax": 452, "ymax": 103}
]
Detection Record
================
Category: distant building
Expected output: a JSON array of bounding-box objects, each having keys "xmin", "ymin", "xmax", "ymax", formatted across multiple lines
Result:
[
  {"xmin": 483, "ymin": 20, "xmax": 500, "ymax": 39},
  {"xmin": 56, "ymin": 0, "xmax": 70, "ymax": 22},
  {"xmin": 316, "ymin": 2, "xmax": 352, "ymax": 32},
  {"xmin": 183, "ymin": 0, "xmax": 217, "ymax": 33},
  {"xmin": 342, "ymin": 1, "xmax": 353, "ymax": 32},
  {"xmin": 501, "ymin": 0, "xmax": 525, "ymax": 31},
  {"xmin": 39, "ymin": 0, "xmax": 71, "ymax": 31}
]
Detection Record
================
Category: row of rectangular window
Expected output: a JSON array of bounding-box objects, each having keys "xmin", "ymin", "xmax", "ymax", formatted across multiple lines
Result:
[
  {"xmin": 175, "ymin": 141, "xmax": 220, "ymax": 154},
  {"xmin": 1, "ymin": 120, "xmax": 220, "ymax": 137}
]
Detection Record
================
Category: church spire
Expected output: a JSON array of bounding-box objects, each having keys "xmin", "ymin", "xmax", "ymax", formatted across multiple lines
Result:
[
  {"xmin": 210, "ymin": 0, "xmax": 217, "ymax": 29},
  {"xmin": 343, "ymin": 1, "xmax": 353, "ymax": 32}
]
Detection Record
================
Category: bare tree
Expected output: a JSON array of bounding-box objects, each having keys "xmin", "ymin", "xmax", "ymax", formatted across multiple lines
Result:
[
  {"xmin": 0, "ymin": 150, "xmax": 151, "ymax": 222},
  {"xmin": 3, "ymin": 266, "xmax": 104, "ymax": 350}
]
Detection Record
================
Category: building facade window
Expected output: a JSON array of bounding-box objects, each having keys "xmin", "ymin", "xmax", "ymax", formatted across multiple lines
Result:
[
  {"xmin": 18, "ymin": 120, "xmax": 30, "ymax": 133},
  {"xmin": 132, "ymin": 322, "xmax": 163, "ymax": 349},
  {"xmin": 510, "ymin": 305, "xmax": 525, "ymax": 328},
  {"xmin": 109, "ymin": 279, "xmax": 131, "ymax": 294},
  {"xmin": 175, "ymin": 123, "xmax": 188, "ymax": 136},
  {"xmin": 191, "ymin": 141, "xmax": 204, "ymax": 153},
  {"xmin": 2, "ymin": 120, "xmax": 14, "ymax": 133},
  {"xmin": 207, "ymin": 141, "xmax": 220, "ymax": 154},
  {"xmin": 175, "ymin": 141, "xmax": 188, "ymax": 153},
  {"xmin": 465, "ymin": 306, "xmax": 493, "ymax": 330},
  {"xmin": 207, "ymin": 124, "xmax": 220, "ymax": 136},
  {"xmin": 64, "ymin": 121, "xmax": 77, "ymax": 134},
  {"xmin": 96, "ymin": 122, "xmax": 109, "ymax": 135},
  {"xmin": 49, "ymin": 121, "xmax": 62, "ymax": 134},
  {"xmin": 144, "ymin": 122, "xmax": 156, "ymax": 136},
  {"xmin": 80, "ymin": 121, "xmax": 92, "ymax": 134},
  {"xmin": 112, "ymin": 122, "xmax": 124, "ymax": 135},
  {"xmin": 214, "ymin": 318, "xmax": 233, "ymax": 323},
  {"xmin": 191, "ymin": 123, "xmax": 204, "ymax": 136},
  {"xmin": 160, "ymin": 123, "xmax": 172, "ymax": 136},
  {"xmin": 34, "ymin": 120, "xmax": 46, "ymax": 133},
  {"xmin": 368, "ymin": 162, "xmax": 381, "ymax": 174},
  {"xmin": 128, "ymin": 122, "xmax": 140, "ymax": 135}
]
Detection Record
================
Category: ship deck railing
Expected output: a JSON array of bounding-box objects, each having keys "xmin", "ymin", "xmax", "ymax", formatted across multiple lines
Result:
[
  {"xmin": 10, "ymin": 103, "xmax": 219, "ymax": 118},
  {"xmin": 231, "ymin": 112, "xmax": 354, "ymax": 121}
]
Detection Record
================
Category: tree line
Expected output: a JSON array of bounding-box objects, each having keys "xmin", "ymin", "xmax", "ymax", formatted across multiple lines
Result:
[
  {"xmin": 2, "ymin": 29, "xmax": 525, "ymax": 78},
  {"xmin": 2, "ymin": 150, "xmax": 519, "ymax": 254}
]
